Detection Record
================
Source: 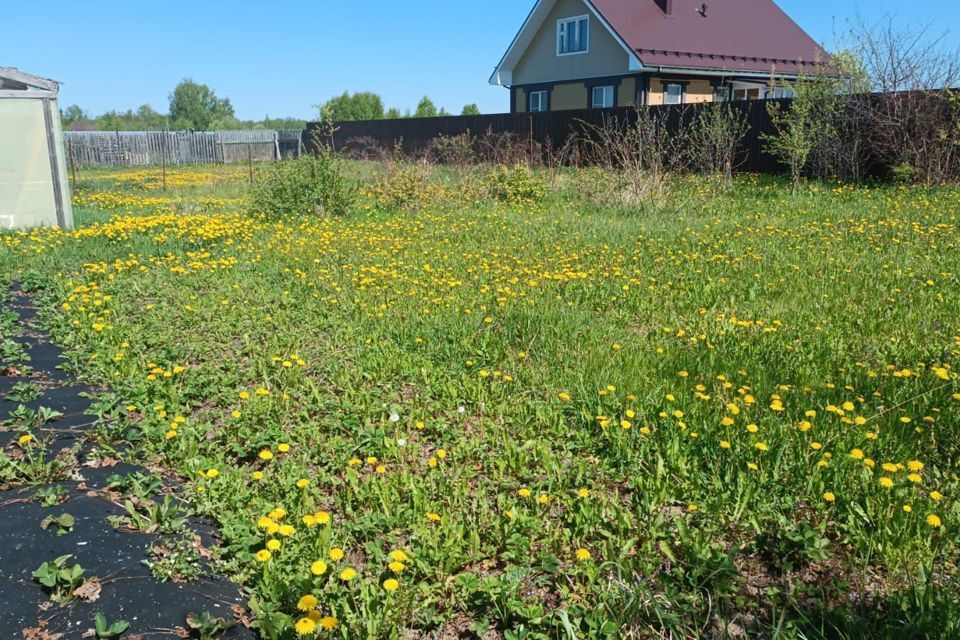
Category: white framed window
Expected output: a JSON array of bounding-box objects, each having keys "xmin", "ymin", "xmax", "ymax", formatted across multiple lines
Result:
[
  {"xmin": 557, "ymin": 15, "xmax": 589, "ymax": 56},
  {"xmin": 528, "ymin": 90, "xmax": 548, "ymax": 112},
  {"xmin": 664, "ymin": 83, "xmax": 683, "ymax": 105},
  {"xmin": 591, "ymin": 85, "xmax": 614, "ymax": 109},
  {"xmin": 770, "ymin": 87, "xmax": 795, "ymax": 99}
]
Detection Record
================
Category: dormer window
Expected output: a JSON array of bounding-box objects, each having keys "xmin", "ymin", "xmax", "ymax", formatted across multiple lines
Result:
[{"xmin": 557, "ymin": 16, "xmax": 589, "ymax": 56}]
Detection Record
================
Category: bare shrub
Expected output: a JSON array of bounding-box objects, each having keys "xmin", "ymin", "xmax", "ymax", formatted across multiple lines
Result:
[
  {"xmin": 476, "ymin": 128, "xmax": 544, "ymax": 167},
  {"xmin": 686, "ymin": 102, "xmax": 751, "ymax": 188},
  {"xmin": 576, "ymin": 107, "xmax": 689, "ymax": 211},
  {"xmin": 840, "ymin": 18, "xmax": 960, "ymax": 183},
  {"xmin": 339, "ymin": 136, "xmax": 393, "ymax": 162},
  {"xmin": 424, "ymin": 133, "xmax": 475, "ymax": 168}
]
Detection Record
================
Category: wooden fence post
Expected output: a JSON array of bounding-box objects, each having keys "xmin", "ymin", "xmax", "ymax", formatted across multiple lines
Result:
[
  {"xmin": 161, "ymin": 131, "xmax": 167, "ymax": 192},
  {"xmin": 68, "ymin": 137, "xmax": 77, "ymax": 195}
]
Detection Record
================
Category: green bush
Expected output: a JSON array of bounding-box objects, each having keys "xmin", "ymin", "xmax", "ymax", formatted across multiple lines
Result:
[
  {"xmin": 372, "ymin": 158, "xmax": 437, "ymax": 211},
  {"xmin": 250, "ymin": 151, "xmax": 356, "ymax": 219},
  {"xmin": 483, "ymin": 164, "xmax": 547, "ymax": 206}
]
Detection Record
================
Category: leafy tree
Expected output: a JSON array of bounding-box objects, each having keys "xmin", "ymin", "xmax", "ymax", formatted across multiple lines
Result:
[
  {"xmin": 95, "ymin": 105, "xmax": 169, "ymax": 131},
  {"xmin": 461, "ymin": 103, "xmax": 481, "ymax": 116},
  {"xmin": 385, "ymin": 107, "xmax": 402, "ymax": 119},
  {"xmin": 61, "ymin": 105, "xmax": 89, "ymax": 128},
  {"xmin": 259, "ymin": 116, "xmax": 307, "ymax": 130},
  {"xmin": 763, "ymin": 64, "xmax": 840, "ymax": 194},
  {"xmin": 168, "ymin": 79, "xmax": 235, "ymax": 130},
  {"xmin": 320, "ymin": 91, "xmax": 385, "ymax": 122},
  {"xmin": 414, "ymin": 96, "xmax": 438, "ymax": 118}
]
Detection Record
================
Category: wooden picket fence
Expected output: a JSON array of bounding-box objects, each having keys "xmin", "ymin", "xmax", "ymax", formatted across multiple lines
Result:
[{"xmin": 64, "ymin": 130, "xmax": 304, "ymax": 167}]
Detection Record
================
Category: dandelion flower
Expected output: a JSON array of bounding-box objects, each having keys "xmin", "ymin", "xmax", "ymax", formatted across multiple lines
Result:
[
  {"xmin": 927, "ymin": 514, "xmax": 942, "ymax": 528},
  {"xmin": 319, "ymin": 616, "xmax": 338, "ymax": 630},
  {"xmin": 311, "ymin": 560, "xmax": 328, "ymax": 576},
  {"xmin": 575, "ymin": 548, "xmax": 591, "ymax": 562},
  {"xmin": 329, "ymin": 548, "xmax": 345, "ymax": 561},
  {"xmin": 823, "ymin": 492, "xmax": 836, "ymax": 503},
  {"xmin": 339, "ymin": 567, "xmax": 357, "ymax": 581},
  {"xmin": 295, "ymin": 618, "xmax": 317, "ymax": 635},
  {"xmin": 383, "ymin": 578, "xmax": 400, "ymax": 592},
  {"xmin": 297, "ymin": 595, "xmax": 318, "ymax": 611},
  {"xmin": 255, "ymin": 549, "xmax": 272, "ymax": 562}
]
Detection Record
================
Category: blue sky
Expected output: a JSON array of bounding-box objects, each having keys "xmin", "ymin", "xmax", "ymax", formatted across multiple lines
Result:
[{"xmin": 3, "ymin": 1, "xmax": 959, "ymax": 120}]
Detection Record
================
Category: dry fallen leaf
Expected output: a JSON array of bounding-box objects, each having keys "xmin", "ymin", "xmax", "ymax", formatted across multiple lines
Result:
[
  {"xmin": 73, "ymin": 578, "xmax": 101, "ymax": 603},
  {"xmin": 82, "ymin": 457, "xmax": 118, "ymax": 469},
  {"xmin": 21, "ymin": 623, "xmax": 63, "ymax": 640}
]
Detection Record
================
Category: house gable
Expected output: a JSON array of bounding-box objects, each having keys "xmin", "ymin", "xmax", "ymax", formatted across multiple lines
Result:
[
  {"xmin": 493, "ymin": 0, "xmax": 828, "ymax": 88},
  {"xmin": 490, "ymin": 0, "xmax": 641, "ymax": 87}
]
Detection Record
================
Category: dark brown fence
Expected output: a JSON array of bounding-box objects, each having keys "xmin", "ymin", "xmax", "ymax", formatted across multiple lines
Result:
[{"xmin": 305, "ymin": 99, "xmax": 791, "ymax": 173}]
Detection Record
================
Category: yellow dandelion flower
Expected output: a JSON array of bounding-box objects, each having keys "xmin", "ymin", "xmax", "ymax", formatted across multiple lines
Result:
[
  {"xmin": 319, "ymin": 616, "xmax": 338, "ymax": 630},
  {"xmin": 295, "ymin": 618, "xmax": 316, "ymax": 635}
]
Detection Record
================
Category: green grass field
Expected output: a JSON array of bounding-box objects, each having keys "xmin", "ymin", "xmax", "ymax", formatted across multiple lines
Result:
[{"xmin": 2, "ymin": 164, "xmax": 959, "ymax": 639}]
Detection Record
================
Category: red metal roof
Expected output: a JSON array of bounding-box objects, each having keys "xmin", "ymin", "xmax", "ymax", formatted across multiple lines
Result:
[{"xmin": 589, "ymin": 0, "xmax": 829, "ymax": 75}]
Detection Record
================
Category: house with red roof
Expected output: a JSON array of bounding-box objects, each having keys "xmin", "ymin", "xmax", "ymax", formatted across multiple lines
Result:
[{"xmin": 490, "ymin": 0, "xmax": 829, "ymax": 113}]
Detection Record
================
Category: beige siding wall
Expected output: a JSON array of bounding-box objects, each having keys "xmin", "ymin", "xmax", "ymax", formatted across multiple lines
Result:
[
  {"xmin": 686, "ymin": 79, "xmax": 715, "ymax": 103},
  {"xmin": 513, "ymin": 0, "xmax": 629, "ymax": 85},
  {"xmin": 618, "ymin": 77, "xmax": 636, "ymax": 107},
  {"xmin": 647, "ymin": 78, "xmax": 665, "ymax": 106},
  {"xmin": 552, "ymin": 82, "xmax": 586, "ymax": 111},
  {"xmin": 646, "ymin": 77, "xmax": 717, "ymax": 105}
]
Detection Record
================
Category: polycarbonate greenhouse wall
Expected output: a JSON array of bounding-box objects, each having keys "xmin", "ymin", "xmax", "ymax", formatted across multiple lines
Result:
[{"xmin": 0, "ymin": 77, "xmax": 74, "ymax": 230}]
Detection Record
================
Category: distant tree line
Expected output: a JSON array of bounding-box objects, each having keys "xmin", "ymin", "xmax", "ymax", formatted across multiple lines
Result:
[
  {"xmin": 61, "ymin": 78, "xmax": 306, "ymax": 132},
  {"xmin": 318, "ymin": 91, "xmax": 481, "ymax": 122}
]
